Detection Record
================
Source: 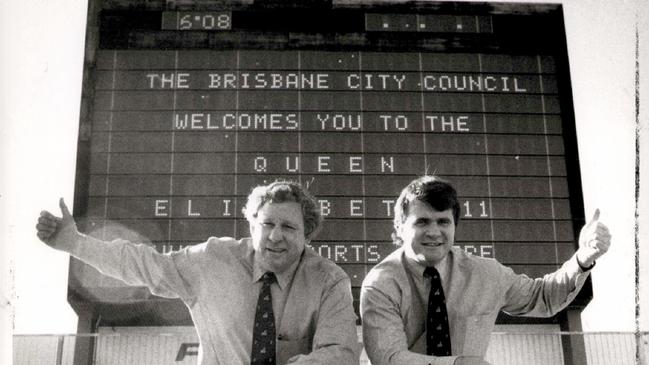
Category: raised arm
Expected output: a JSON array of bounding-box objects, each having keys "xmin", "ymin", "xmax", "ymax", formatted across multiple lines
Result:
[
  {"xmin": 502, "ymin": 209, "xmax": 612, "ymax": 316},
  {"xmin": 36, "ymin": 198, "xmax": 196, "ymax": 301}
]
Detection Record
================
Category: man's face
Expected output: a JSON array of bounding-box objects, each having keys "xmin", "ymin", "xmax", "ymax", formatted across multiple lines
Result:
[
  {"xmin": 398, "ymin": 199, "xmax": 455, "ymax": 266},
  {"xmin": 250, "ymin": 201, "xmax": 306, "ymax": 274}
]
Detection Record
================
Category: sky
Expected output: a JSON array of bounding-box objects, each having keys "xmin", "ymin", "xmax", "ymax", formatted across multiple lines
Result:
[{"xmin": 1, "ymin": 2, "xmax": 648, "ymax": 360}]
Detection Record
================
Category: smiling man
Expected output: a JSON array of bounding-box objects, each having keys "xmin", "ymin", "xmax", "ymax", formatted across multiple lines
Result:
[
  {"xmin": 36, "ymin": 181, "xmax": 358, "ymax": 365},
  {"xmin": 360, "ymin": 176, "xmax": 611, "ymax": 365}
]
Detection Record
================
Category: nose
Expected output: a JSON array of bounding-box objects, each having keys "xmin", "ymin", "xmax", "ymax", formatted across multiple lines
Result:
[
  {"xmin": 425, "ymin": 223, "xmax": 441, "ymax": 237},
  {"xmin": 268, "ymin": 226, "xmax": 283, "ymax": 242}
]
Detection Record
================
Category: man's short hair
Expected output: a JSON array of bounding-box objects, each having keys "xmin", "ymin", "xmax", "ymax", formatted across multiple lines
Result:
[
  {"xmin": 243, "ymin": 180, "xmax": 322, "ymax": 239},
  {"xmin": 392, "ymin": 176, "xmax": 460, "ymax": 245}
]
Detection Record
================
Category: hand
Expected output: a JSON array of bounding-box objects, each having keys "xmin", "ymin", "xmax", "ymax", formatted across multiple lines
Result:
[
  {"xmin": 36, "ymin": 198, "xmax": 82, "ymax": 251},
  {"xmin": 576, "ymin": 209, "xmax": 612, "ymax": 268},
  {"xmin": 453, "ymin": 356, "xmax": 491, "ymax": 365}
]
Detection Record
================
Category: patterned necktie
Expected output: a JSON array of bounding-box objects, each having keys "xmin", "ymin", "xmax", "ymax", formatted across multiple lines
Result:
[
  {"xmin": 424, "ymin": 266, "xmax": 452, "ymax": 356},
  {"xmin": 251, "ymin": 272, "xmax": 276, "ymax": 365}
]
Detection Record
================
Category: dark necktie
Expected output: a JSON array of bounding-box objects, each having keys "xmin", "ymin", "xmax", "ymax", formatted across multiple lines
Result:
[
  {"xmin": 424, "ymin": 266, "xmax": 452, "ymax": 356},
  {"xmin": 251, "ymin": 272, "xmax": 276, "ymax": 365}
]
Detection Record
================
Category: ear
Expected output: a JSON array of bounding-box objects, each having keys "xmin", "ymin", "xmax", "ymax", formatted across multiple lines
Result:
[
  {"xmin": 394, "ymin": 223, "xmax": 403, "ymax": 236},
  {"xmin": 391, "ymin": 231, "xmax": 403, "ymax": 246},
  {"xmin": 248, "ymin": 219, "xmax": 257, "ymax": 236}
]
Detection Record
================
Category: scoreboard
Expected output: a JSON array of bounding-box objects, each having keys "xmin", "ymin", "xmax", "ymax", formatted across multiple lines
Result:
[{"xmin": 70, "ymin": 0, "xmax": 588, "ymax": 325}]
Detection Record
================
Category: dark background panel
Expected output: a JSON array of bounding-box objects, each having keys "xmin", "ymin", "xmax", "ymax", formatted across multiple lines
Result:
[
  {"xmin": 174, "ymin": 132, "xmax": 237, "ymax": 152},
  {"xmin": 96, "ymin": 50, "xmax": 176, "ymax": 70},
  {"xmin": 236, "ymin": 132, "xmax": 300, "ymax": 152},
  {"xmin": 363, "ymin": 133, "xmax": 426, "ymax": 153},
  {"xmin": 177, "ymin": 50, "xmax": 238, "ymax": 69},
  {"xmin": 300, "ymin": 132, "xmax": 364, "ymax": 153},
  {"xmin": 424, "ymin": 134, "xmax": 486, "ymax": 154},
  {"xmin": 419, "ymin": 53, "xmax": 480, "ymax": 72},
  {"xmin": 339, "ymin": 264, "xmax": 367, "ymax": 287},
  {"xmin": 93, "ymin": 111, "xmax": 174, "ymax": 131},
  {"xmin": 315, "ymin": 219, "xmax": 367, "ymax": 241},
  {"xmin": 105, "ymin": 153, "xmax": 172, "ymax": 174},
  {"xmin": 489, "ymin": 176, "xmax": 569, "ymax": 198},
  {"xmin": 360, "ymin": 92, "xmax": 421, "ymax": 111},
  {"xmin": 238, "ymin": 90, "xmax": 299, "ymax": 109},
  {"xmin": 238, "ymin": 50, "xmax": 299, "ymax": 69},
  {"xmin": 483, "ymin": 94, "xmax": 543, "ymax": 113},
  {"xmin": 480, "ymin": 54, "xmax": 539, "ymax": 73},
  {"xmin": 172, "ymin": 175, "xmax": 236, "ymax": 195},
  {"xmin": 484, "ymin": 114, "xmax": 562, "ymax": 134},
  {"xmin": 494, "ymin": 242, "xmax": 574, "ymax": 265},
  {"xmin": 351, "ymin": 175, "xmax": 417, "ymax": 196},
  {"xmin": 361, "ymin": 52, "xmax": 420, "ymax": 71},
  {"xmin": 91, "ymin": 132, "xmax": 172, "ymax": 152},
  {"xmin": 88, "ymin": 175, "xmax": 172, "ymax": 196},
  {"xmin": 301, "ymin": 91, "xmax": 362, "ymax": 110},
  {"xmin": 543, "ymin": 95, "xmax": 561, "ymax": 114},
  {"xmin": 487, "ymin": 155, "xmax": 566, "ymax": 176},
  {"xmin": 301, "ymin": 175, "xmax": 366, "ymax": 196},
  {"xmin": 489, "ymin": 198, "xmax": 572, "ymax": 220},
  {"xmin": 94, "ymin": 91, "xmax": 174, "ymax": 110},
  {"xmin": 541, "ymin": 75, "xmax": 558, "ymax": 93},
  {"xmin": 492, "ymin": 220, "xmax": 574, "ymax": 242},
  {"xmin": 175, "ymin": 90, "xmax": 237, "ymax": 109},
  {"xmin": 423, "ymin": 93, "xmax": 483, "ymax": 112},
  {"xmin": 173, "ymin": 153, "xmax": 236, "ymax": 173},
  {"xmin": 420, "ymin": 155, "xmax": 487, "ymax": 175},
  {"xmin": 300, "ymin": 51, "xmax": 360, "ymax": 70},
  {"xmin": 486, "ymin": 134, "xmax": 565, "ymax": 155}
]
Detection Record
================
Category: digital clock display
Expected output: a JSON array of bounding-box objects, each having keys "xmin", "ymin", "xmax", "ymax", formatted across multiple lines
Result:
[{"xmin": 161, "ymin": 11, "xmax": 231, "ymax": 30}]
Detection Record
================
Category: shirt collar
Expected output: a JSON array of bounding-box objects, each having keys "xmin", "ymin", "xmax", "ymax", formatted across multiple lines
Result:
[
  {"xmin": 250, "ymin": 245, "xmax": 301, "ymax": 291},
  {"xmin": 403, "ymin": 248, "xmax": 451, "ymax": 282}
]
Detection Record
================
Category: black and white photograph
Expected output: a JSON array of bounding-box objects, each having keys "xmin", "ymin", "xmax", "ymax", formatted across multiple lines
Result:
[{"xmin": 2, "ymin": 0, "xmax": 648, "ymax": 364}]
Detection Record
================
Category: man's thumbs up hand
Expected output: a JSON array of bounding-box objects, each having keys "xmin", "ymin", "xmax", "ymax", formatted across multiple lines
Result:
[
  {"xmin": 576, "ymin": 209, "xmax": 612, "ymax": 269},
  {"xmin": 36, "ymin": 198, "xmax": 82, "ymax": 251}
]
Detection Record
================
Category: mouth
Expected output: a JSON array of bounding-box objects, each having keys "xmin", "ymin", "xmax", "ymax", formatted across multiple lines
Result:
[
  {"xmin": 266, "ymin": 247, "xmax": 286, "ymax": 254},
  {"xmin": 421, "ymin": 242, "xmax": 445, "ymax": 247}
]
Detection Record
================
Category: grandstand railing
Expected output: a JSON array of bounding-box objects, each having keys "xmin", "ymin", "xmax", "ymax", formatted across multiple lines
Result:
[{"xmin": 13, "ymin": 332, "xmax": 649, "ymax": 365}]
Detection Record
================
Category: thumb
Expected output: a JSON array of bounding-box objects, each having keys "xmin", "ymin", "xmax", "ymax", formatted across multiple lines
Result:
[
  {"xmin": 59, "ymin": 198, "xmax": 73, "ymax": 219},
  {"xmin": 586, "ymin": 208, "xmax": 600, "ymax": 227}
]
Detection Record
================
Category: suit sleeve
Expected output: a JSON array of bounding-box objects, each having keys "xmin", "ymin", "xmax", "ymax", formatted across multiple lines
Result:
[
  {"xmin": 500, "ymin": 253, "xmax": 591, "ymax": 316},
  {"xmin": 361, "ymin": 284, "xmax": 457, "ymax": 365},
  {"xmin": 67, "ymin": 234, "xmax": 201, "ymax": 304}
]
